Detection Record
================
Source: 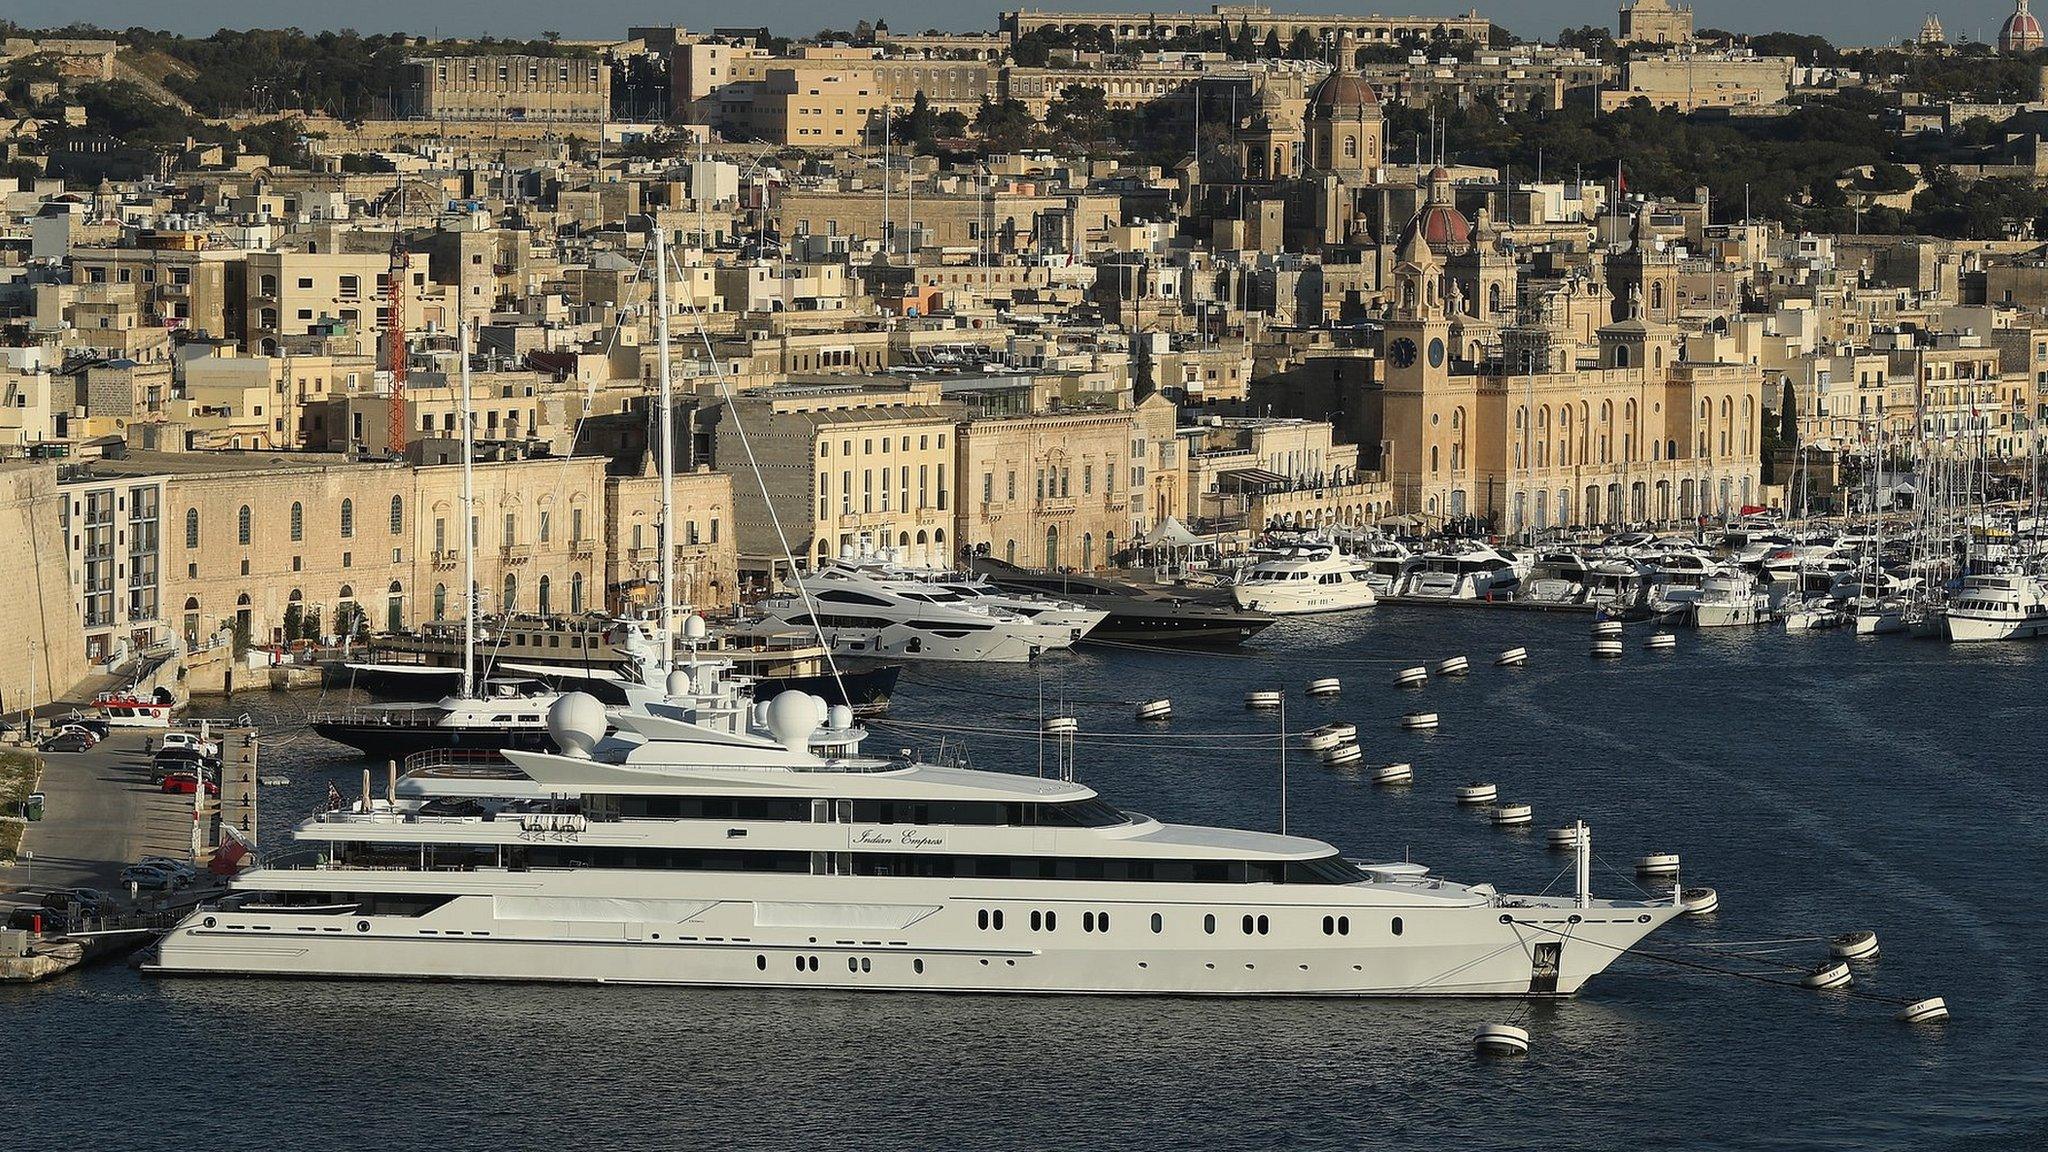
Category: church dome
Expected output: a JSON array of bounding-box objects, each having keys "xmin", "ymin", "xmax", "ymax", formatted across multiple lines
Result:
[
  {"xmin": 2001, "ymin": 0, "xmax": 2045, "ymax": 54},
  {"xmin": 1308, "ymin": 70, "xmax": 1380, "ymax": 117},
  {"xmin": 1403, "ymin": 167, "xmax": 1472, "ymax": 255}
]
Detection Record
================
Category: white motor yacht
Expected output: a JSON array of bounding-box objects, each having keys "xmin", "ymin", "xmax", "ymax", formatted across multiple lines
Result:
[
  {"xmin": 1689, "ymin": 570, "xmax": 1771, "ymax": 628},
  {"xmin": 1945, "ymin": 570, "xmax": 2048, "ymax": 642},
  {"xmin": 1231, "ymin": 543, "xmax": 1379, "ymax": 614},
  {"xmin": 1393, "ymin": 542, "xmax": 1522, "ymax": 601},
  {"xmin": 756, "ymin": 562, "xmax": 1045, "ymax": 662},
  {"xmin": 149, "ymin": 690, "xmax": 1679, "ymax": 995}
]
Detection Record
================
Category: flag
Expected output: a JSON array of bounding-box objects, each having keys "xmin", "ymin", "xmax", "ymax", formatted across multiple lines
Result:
[
  {"xmin": 212, "ymin": 824, "xmax": 253, "ymax": 875},
  {"xmin": 1616, "ymin": 158, "xmax": 1627, "ymax": 195}
]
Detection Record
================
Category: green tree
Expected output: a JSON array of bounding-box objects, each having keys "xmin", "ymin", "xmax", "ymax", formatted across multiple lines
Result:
[
  {"xmin": 1261, "ymin": 29, "xmax": 1282, "ymax": 58},
  {"xmin": 1047, "ymin": 84, "xmax": 1115, "ymax": 146},
  {"xmin": 973, "ymin": 97, "xmax": 1037, "ymax": 150},
  {"xmin": 1780, "ymin": 380, "xmax": 1798, "ymax": 448}
]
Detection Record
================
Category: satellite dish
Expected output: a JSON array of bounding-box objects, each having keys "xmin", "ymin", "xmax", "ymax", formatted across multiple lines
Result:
[{"xmin": 766, "ymin": 690, "xmax": 825, "ymax": 752}]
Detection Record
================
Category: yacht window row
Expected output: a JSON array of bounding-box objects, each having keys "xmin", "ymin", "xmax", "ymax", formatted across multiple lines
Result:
[{"xmin": 581, "ymin": 794, "xmax": 1132, "ymax": 828}]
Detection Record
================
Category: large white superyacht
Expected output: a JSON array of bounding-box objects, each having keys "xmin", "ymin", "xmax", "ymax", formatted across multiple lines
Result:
[{"xmin": 150, "ymin": 684, "xmax": 1677, "ymax": 996}]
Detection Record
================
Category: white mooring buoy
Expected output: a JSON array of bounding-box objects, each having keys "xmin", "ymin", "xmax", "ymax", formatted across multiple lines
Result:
[
  {"xmin": 1897, "ymin": 996, "xmax": 1949, "ymax": 1025},
  {"xmin": 1493, "ymin": 802, "xmax": 1534, "ymax": 827},
  {"xmin": 1801, "ymin": 960, "xmax": 1854, "ymax": 990},
  {"xmin": 1474, "ymin": 1023, "xmax": 1530, "ymax": 1057},
  {"xmin": 1135, "ymin": 698, "xmax": 1172, "ymax": 722},
  {"xmin": 1436, "ymin": 655, "xmax": 1470, "ymax": 677},
  {"xmin": 1394, "ymin": 665, "xmax": 1429, "ymax": 687},
  {"xmin": 1371, "ymin": 761, "xmax": 1414, "ymax": 786},
  {"xmin": 1546, "ymin": 826, "xmax": 1580, "ymax": 850},
  {"xmin": 1829, "ymin": 930, "xmax": 1880, "ymax": 962},
  {"xmin": 1645, "ymin": 632, "xmax": 1677, "ymax": 651},
  {"xmin": 1043, "ymin": 715, "xmax": 1078, "ymax": 736},
  {"xmin": 1324, "ymin": 742, "xmax": 1363, "ymax": 766},
  {"xmin": 1591, "ymin": 639, "xmax": 1624, "ymax": 659},
  {"xmin": 1592, "ymin": 620, "xmax": 1624, "ymax": 638},
  {"xmin": 1400, "ymin": 711, "xmax": 1440, "ymax": 731},
  {"xmin": 1306, "ymin": 676, "xmax": 1342, "ymax": 698},
  {"xmin": 1634, "ymin": 852, "xmax": 1681, "ymax": 878},
  {"xmin": 1455, "ymin": 782, "xmax": 1498, "ymax": 806},
  {"xmin": 1245, "ymin": 689, "xmax": 1283, "ymax": 709},
  {"xmin": 1496, "ymin": 647, "xmax": 1528, "ymax": 667},
  {"xmin": 1680, "ymin": 887, "xmax": 1720, "ymax": 916},
  {"xmin": 1301, "ymin": 725, "xmax": 1348, "ymax": 752}
]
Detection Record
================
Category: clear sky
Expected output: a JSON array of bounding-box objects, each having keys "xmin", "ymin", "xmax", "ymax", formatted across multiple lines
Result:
[{"xmin": 0, "ymin": 1, "xmax": 2028, "ymax": 48}]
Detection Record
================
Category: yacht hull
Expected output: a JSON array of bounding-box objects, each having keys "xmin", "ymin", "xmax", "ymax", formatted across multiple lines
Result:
[
  {"xmin": 151, "ymin": 883, "xmax": 1677, "ymax": 997},
  {"xmin": 307, "ymin": 720, "xmax": 556, "ymax": 760},
  {"xmin": 1232, "ymin": 585, "xmax": 1377, "ymax": 615}
]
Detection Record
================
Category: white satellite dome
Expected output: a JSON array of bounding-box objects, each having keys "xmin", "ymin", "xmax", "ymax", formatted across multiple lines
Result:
[
  {"xmin": 766, "ymin": 690, "xmax": 826, "ymax": 752},
  {"xmin": 546, "ymin": 692, "xmax": 608, "ymax": 759},
  {"xmin": 666, "ymin": 669, "xmax": 692, "ymax": 699},
  {"xmin": 827, "ymin": 703, "xmax": 854, "ymax": 731},
  {"xmin": 682, "ymin": 614, "xmax": 708, "ymax": 640}
]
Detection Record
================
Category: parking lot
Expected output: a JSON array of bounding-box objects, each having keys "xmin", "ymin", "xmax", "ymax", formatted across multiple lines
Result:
[{"xmin": 0, "ymin": 731, "xmax": 211, "ymax": 914}]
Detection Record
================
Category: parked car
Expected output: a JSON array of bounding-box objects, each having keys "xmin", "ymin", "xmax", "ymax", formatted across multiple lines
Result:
[
  {"xmin": 158, "ymin": 732, "xmax": 220, "ymax": 758},
  {"xmin": 160, "ymin": 772, "xmax": 219, "ymax": 798},
  {"xmin": 39, "ymin": 730, "xmax": 95, "ymax": 753},
  {"xmin": 120, "ymin": 864, "xmax": 179, "ymax": 891},
  {"xmin": 136, "ymin": 856, "xmax": 198, "ymax": 884},
  {"xmin": 40, "ymin": 888, "xmax": 106, "ymax": 918},
  {"xmin": 67, "ymin": 716, "xmax": 111, "ymax": 740},
  {"xmin": 6, "ymin": 906, "xmax": 67, "ymax": 934},
  {"xmin": 151, "ymin": 749, "xmax": 216, "ymax": 783}
]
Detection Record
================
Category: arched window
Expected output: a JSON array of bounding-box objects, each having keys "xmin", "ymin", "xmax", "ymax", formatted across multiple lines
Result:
[
  {"xmin": 1651, "ymin": 282, "xmax": 1664, "ymax": 312},
  {"xmin": 185, "ymin": 508, "xmax": 200, "ymax": 549},
  {"xmin": 433, "ymin": 583, "xmax": 447, "ymax": 620},
  {"xmin": 1044, "ymin": 526, "xmax": 1060, "ymax": 569},
  {"xmin": 502, "ymin": 572, "xmax": 517, "ymax": 612},
  {"xmin": 339, "ymin": 498, "xmax": 355, "ymax": 538},
  {"xmin": 237, "ymin": 505, "xmax": 251, "ymax": 546},
  {"xmin": 538, "ymin": 575, "xmax": 552, "ymax": 616},
  {"xmin": 389, "ymin": 495, "xmax": 404, "ymax": 535},
  {"xmin": 290, "ymin": 502, "xmax": 303, "ymax": 542},
  {"xmin": 1615, "ymin": 344, "xmax": 1631, "ymax": 368},
  {"xmin": 1343, "ymin": 134, "xmax": 1357, "ymax": 159},
  {"xmin": 570, "ymin": 571, "xmax": 585, "ymax": 614}
]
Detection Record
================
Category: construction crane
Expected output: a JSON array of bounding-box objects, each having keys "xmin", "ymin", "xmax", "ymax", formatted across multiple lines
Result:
[{"xmin": 384, "ymin": 176, "xmax": 410, "ymax": 457}]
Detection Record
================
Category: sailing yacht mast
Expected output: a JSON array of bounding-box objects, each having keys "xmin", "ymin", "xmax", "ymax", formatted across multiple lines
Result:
[
  {"xmin": 458, "ymin": 300, "xmax": 477, "ymax": 700},
  {"xmin": 653, "ymin": 225, "xmax": 678, "ymax": 666}
]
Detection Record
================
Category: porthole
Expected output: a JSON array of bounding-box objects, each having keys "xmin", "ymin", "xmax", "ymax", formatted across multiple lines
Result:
[
  {"xmin": 1100, "ymin": 912, "xmax": 1110, "ymax": 932},
  {"xmin": 794, "ymin": 956, "xmax": 806, "ymax": 972},
  {"xmin": 202, "ymin": 916, "xmax": 216, "ymax": 929},
  {"xmin": 1322, "ymin": 915, "xmax": 1334, "ymax": 935},
  {"xmin": 860, "ymin": 957, "xmax": 871, "ymax": 973},
  {"xmin": 1045, "ymin": 911, "xmax": 1057, "ymax": 931},
  {"xmin": 848, "ymin": 957, "xmax": 859, "ymax": 972},
  {"xmin": 913, "ymin": 959, "xmax": 924, "ymax": 974},
  {"xmin": 977, "ymin": 909, "xmax": 989, "ymax": 930},
  {"xmin": 1242, "ymin": 914, "xmax": 1254, "ymax": 934},
  {"xmin": 1083, "ymin": 911, "xmax": 1095, "ymax": 932},
  {"xmin": 1150, "ymin": 913, "xmax": 1163, "ymax": 934},
  {"xmin": 1203, "ymin": 914, "xmax": 1216, "ymax": 935},
  {"xmin": 809, "ymin": 956, "xmax": 819, "ymax": 971},
  {"xmin": 1392, "ymin": 917, "xmax": 1404, "ymax": 936},
  {"xmin": 356, "ymin": 920, "xmax": 370, "ymax": 933},
  {"xmin": 993, "ymin": 909, "xmax": 1004, "ymax": 930},
  {"xmin": 756, "ymin": 955, "xmax": 767, "ymax": 971},
  {"xmin": 1030, "ymin": 910, "xmax": 1042, "ymax": 931},
  {"xmin": 979, "ymin": 958, "xmax": 990, "ymax": 966},
  {"xmin": 1338, "ymin": 916, "xmax": 1350, "ymax": 935},
  {"xmin": 1257, "ymin": 915, "xmax": 1269, "ymax": 935}
]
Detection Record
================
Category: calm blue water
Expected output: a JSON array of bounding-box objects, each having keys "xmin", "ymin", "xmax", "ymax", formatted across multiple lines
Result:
[{"xmin": 8, "ymin": 609, "xmax": 2046, "ymax": 1150}]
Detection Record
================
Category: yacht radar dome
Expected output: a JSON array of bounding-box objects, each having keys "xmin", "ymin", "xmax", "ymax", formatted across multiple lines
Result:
[
  {"xmin": 1455, "ymin": 782, "xmax": 1498, "ymax": 805},
  {"xmin": 1495, "ymin": 647, "xmax": 1528, "ymax": 666},
  {"xmin": 682, "ymin": 614, "xmax": 708, "ymax": 640},
  {"xmin": 1830, "ymin": 930, "xmax": 1879, "ymax": 961},
  {"xmin": 1306, "ymin": 676, "xmax": 1342, "ymax": 697},
  {"xmin": 765, "ymin": 690, "xmax": 827, "ymax": 752},
  {"xmin": 546, "ymin": 692, "xmax": 608, "ymax": 759},
  {"xmin": 827, "ymin": 703, "xmax": 855, "ymax": 732},
  {"xmin": 1897, "ymin": 996, "xmax": 1949, "ymax": 1024},
  {"xmin": 1474, "ymin": 1023, "xmax": 1530, "ymax": 1056},
  {"xmin": 665, "ymin": 669, "xmax": 692, "ymax": 698},
  {"xmin": 1436, "ymin": 655, "xmax": 1470, "ymax": 676},
  {"xmin": 1394, "ymin": 666, "xmax": 1429, "ymax": 687}
]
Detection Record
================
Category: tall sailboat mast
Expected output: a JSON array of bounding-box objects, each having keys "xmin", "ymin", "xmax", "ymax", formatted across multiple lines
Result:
[
  {"xmin": 653, "ymin": 224, "xmax": 678, "ymax": 664},
  {"xmin": 458, "ymin": 299, "xmax": 477, "ymax": 700}
]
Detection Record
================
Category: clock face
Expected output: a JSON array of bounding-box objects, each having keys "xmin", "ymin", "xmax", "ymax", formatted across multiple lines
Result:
[
  {"xmin": 1390, "ymin": 338, "xmax": 1417, "ymax": 368},
  {"xmin": 1428, "ymin": 337, "xmax": 1446, "ymax": 368}
]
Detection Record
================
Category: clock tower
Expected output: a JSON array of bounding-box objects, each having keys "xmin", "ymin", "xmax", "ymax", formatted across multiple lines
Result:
[{"xmin": 1384, "ymin": 221, "xmax": 1449, "ymax": 398}]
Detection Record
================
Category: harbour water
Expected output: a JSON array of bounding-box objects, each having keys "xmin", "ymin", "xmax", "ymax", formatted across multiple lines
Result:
[{"xmin": 9, "ymin": 609, "xmax": 2045, "ymax": 1149}]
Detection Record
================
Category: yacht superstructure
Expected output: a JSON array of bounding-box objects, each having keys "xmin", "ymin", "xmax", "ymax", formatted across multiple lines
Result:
[
  {"xmin": 151, "ymin": 690, "xmax": 1678, "ymax": 996},
  {"xmin": 754, "ymin": 561, "xmax": 1056, "ymax": 662}
]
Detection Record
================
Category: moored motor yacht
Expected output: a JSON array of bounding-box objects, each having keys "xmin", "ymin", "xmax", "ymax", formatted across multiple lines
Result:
[
  {"xmin": 755, "ymin": 562, "xmax": 1047, "ymax": 662},
  {"xmin": 1689, "ymin": 570, "xmax": 1770, "ymax": 628},
  {"xmin": 1393, "ymin": 542, "xmax": 1522, "ymax": 601},
  {"xmin": 1945, "ymin": 570, "xmax": 2048, "ymax": 642},
  {"xmin": 1231, "ymin": 542, "xmax": 1378, "ymax": 615},
  {"xmin": 150, "ymin": 690, "xmax": 1681, "ymax": 995}
]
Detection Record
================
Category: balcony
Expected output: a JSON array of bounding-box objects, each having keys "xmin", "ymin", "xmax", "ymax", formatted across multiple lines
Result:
[
  {"xmin": 430, "ymin": 549, "xmax": 461, "ymax": 569},
  {"xmin": 501, "ymin": 544, "xmax": 531, "ymax": 563},
  {"xmin": 568, "ymin": 537, "xmax": 594, "ymax": 557}
]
